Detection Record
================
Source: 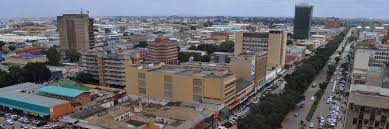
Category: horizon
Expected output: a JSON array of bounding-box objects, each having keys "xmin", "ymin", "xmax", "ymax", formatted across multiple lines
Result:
[{"xmin": 1, "ymin": 0, "xmax": 389, "ymax": 20}]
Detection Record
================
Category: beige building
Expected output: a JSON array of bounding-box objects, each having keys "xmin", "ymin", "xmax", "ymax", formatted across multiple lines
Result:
[
  {"xmin": 346, "ymin": 48, "xmax": 389, "ymax": 129},
  {"xmin": 234, "ymin": 30, "xmax": 286, "ymax": 69},
  {"xmin": 125, "ymin": 62, "xmax": 254, "ymax": 108},
  {"xmin": 230, "ymin": 51, "xmax": 267, "ymax": 87},
  {"xmin": 81, "ymin": 50, "xmax": 136, "ymax": 88},
  {"xmin": 58, "ymin": 14, "xmax": 95, "ymax": 51}
]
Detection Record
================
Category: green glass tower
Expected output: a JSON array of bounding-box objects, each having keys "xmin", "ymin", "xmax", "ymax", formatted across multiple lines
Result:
[{"xmin": 293, "ymin": 3, "xmax": 313, "ymax": 39}]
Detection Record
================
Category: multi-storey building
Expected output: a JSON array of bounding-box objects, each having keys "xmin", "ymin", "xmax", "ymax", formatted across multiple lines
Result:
[
  {"xmin": 230, "ymin": 51, "xmax": 267, "ymax": 87},
  {"xmin": 325, "ymin": 17, "xmax": 341, "ymax": 29},
  {"xmin": 147, "ymin": 38, "xmax": 178, "ymax": 65},
  {"xmin": 293, "ymin": 3, "xmax": 313, "ymax": 39},
  {"xmin": 234, "ymin": 30, "xmax": 286, "ymax": 69},
  {"xmin": 80, "ymin": 50, "xmax": 137, "ymax": 88},
  {"xmin": 347, "ymin": 65, "xmax": 389, "ymax": 129},
  {"xmin": 58, "ymin": 13, "xmax": 95, "ymax": 51},
  {"xmin": 125, "ymin": 62, "xmax": 254, "ymax": 108}
]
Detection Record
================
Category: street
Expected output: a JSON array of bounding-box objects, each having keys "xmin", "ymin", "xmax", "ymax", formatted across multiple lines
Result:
[{"xmin": 281, "ymin": 28, "xmax": 352, "ymax": 129}]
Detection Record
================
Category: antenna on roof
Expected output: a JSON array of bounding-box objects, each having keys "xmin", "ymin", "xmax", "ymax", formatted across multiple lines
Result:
[{"xmin": 80, "ymin": 8, "xmax": 83, "ymax": 14}]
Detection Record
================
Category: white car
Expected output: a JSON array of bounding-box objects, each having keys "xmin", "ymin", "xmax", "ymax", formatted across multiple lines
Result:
[
  {"xmin": 311, "ymin": 96, "xmax": 315, "ymax": 101},
  {"xmin": 309, "ymin": 123, "xmax": 314, "ymax": 128},
  {"xmin": 6, "ymin": 119, "xmax": 14, "ymax": 125}
]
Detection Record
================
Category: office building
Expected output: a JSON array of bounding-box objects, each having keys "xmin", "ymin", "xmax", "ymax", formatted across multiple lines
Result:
[
  {"xmin": 234, "ymin": 30, "xmax": 286, "ymax": 68},
  {"xmin": 293, "ymin": 3, "xmax": 313, "ymax": 39},
  {"xmin": 125, "ymin": 62, "xmax": 254, "ymax": 108},
  {"xmin": 230, "ymin": 51, "xmax": 267, "ymax": 87},
  {"xmin": 58, "ymin": 13, "xmax": 95, "ymax": 51},
  {"xmin": 325, "ymin": 17, "xmax": 341, "ymax": 29},
  {"xmin": 146, "ymin": 38, "xmax": 178, "ymax": 65},
  {"xmin": 80, "ymin": 49, "xmax": 137, "ymax": 88},
  {"xmin": 346, "ymin": 66, "xmax": 389, "ymax": 129}
]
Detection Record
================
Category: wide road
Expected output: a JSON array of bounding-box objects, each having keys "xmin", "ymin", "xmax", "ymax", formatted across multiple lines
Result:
[
  {"xmin": 281, "ymin": 61, "xmax": 329, "ymax": 129},
  {"xmin": 281, "ymin": 29, "xmax": 350, "ymax": 129},
  {"xmin": 310, "ymin": 30, "xmax": 353, "ymax": 129}
]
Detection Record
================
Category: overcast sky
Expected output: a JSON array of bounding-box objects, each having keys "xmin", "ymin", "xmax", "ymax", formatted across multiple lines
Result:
[{"xmin": 1, "ymin": 0, "xmax": 388, "ymax": 19}]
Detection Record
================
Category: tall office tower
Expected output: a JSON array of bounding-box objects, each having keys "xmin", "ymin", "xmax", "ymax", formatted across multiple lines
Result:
[
  {"xmin": 58, "ymin": 13, "xmax": 95, "ymax": 51},
  {"xmin": 147, "ymin": 38, "xmax": 178, "ymax": 65},
  {"xmin": 234, "ymin": 30, "xmax": 287, "ymax": 69},
  {"xmin": 293, "ymin": 3, "xmax": 313, "ymax": 39}
]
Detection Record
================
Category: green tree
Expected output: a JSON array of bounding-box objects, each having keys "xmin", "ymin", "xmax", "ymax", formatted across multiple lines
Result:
[
  {"xmin": 46, "ymin": 47, "xmax": 61, "ymax": 66},
  {"xmin": 104, "ymin": 28, "xmax": 111, "ymax": 34},
  {"xmin": 76, "ymin": 72, "xmax": 98, "ymax": 84},
  {"xmin": 188, "ymin": 45, "xmax": 197, "ymax": 50},
  {"xmin": 8, "ymin": 45, "xmax": 16, "ymax": 51},
  {"xmin": 190, "ymin": 26, "xmax": 196, "ymax": 30},
  {"xmin": 21, "ymin": 62, "xmax": 51, "ymax": 83},
  {"xmin": 134, "ymin": 41, "xmax": 148, "ymax": 48},
  {"xmin": 217, "ymin": 41, "xmax": 234, "ymax": 52},
  {"xmin": 65, "ymin": 49, "xmax": 81, "ymax": 62}
]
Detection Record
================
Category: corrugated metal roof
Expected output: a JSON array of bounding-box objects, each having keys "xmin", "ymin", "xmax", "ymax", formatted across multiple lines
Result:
[
  {"xmin": 38, "ymin": 86, "xmax": 88, "ymax": 98},
  {"xmin": 0, "ymin": 83, "xmax": 70, "ymax": 116}
]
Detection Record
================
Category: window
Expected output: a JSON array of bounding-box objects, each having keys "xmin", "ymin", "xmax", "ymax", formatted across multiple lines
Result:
[{"xmin": 138, "ymin": 73, "xmax": 145, "ymax": 79}]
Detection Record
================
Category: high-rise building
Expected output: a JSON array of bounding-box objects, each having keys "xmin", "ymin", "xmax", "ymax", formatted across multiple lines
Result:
[
  {"xmin": 147, "ymin": 38, "xmax": 178, "ymax": 65},
  {"xmin": 325, "ymin": 17, "xmax": 341, "ymax": 29},
  {"xmin": 80, "ymin": 49, "xmax": 138, "ymax": 88},
  {"xmin": 293, "ymin": 3, "xmax": 313, "ymax": 39},
  {"xmin": 58, "ymin": 13, "xmax": 95, "ymax": 51},
  {"xmin": 234, "ymin": 30, "xmax": 286, "ymax": 69}
]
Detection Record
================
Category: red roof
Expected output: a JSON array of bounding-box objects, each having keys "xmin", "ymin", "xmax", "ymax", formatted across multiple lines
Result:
[{"xmin": 285, "ymin": 54, "xmax": 297, "ymax": 64}]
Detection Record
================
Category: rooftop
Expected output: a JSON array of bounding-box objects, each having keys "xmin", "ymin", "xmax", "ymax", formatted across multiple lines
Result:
[
  {"xmin": 236, "ymin": 80, "xmax": 253, "ymax": 93},
  {"xmin": 0, "ymin": 83, "xmax": 70, "ymax": 115},
  {"xmin": 351, "ymin": 84, "xmax": 389, "ymax": 97},
  {"xmin": 38, "ymin": 86, "xmax": 88, "ymax": 98}
]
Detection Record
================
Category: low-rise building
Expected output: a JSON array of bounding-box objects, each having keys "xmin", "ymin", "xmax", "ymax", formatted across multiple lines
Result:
[
  {"xmin": 5, "ymin": 53, "xmax": 47, "ymax": 65},
  {"xmin": 0, "ymin": 83, "xmax": 74, "ymax": 119}
]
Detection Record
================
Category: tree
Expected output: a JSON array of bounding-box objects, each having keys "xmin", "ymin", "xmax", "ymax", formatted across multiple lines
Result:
[
  {"xmin": 21, "ymin": 62, "xmax": 51, "ymax": 83},
  {"xmin": 217, "ymin": 41, "xmax": 234, "ymax": 52},
  {"xmin": 188, "ymin": 45, "xmax": 197, "ymax": 50},
  {"xmin": 76, "ymin": 72, "xmax": 98, "ymax": 84},
  {"xmin": 190, "ymin": 26, "xmax": 196, "ymax": 30},
  {"xmin": 134, "ymin": 41, "xmax": 148, "ymax": 48},
  {"xmin": 8, "ymin": 45, "xmax": 16, "ymax": 51},
  {"xmin": 104, "ymin": 28, "xmax": 111, "ymax": 34},
  {"xmin": 47, "ymin": 47, "xmax": 61, "ymax": 66},
  {"xmin": 65, "ymin": 49, "xmax": 81, "ymax": 62}
]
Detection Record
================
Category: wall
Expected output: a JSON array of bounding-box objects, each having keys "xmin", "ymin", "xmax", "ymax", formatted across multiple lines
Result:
[{"xmin": 50, "ymin": 102, "xmax": 74, "ymax": 119}]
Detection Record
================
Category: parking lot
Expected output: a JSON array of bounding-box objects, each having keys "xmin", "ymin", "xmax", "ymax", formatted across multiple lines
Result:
[{"xmin": 0, "ymin": 111, "xmax": 65, "ymax": 129}]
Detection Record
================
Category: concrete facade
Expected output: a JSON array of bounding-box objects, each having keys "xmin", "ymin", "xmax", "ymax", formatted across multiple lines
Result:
[{"xmin": 58, "ymin": 14, "xmax": 95, "ymax": 51}]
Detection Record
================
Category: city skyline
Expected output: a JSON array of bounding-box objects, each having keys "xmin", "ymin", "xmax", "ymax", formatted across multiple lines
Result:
[{"xmin": 1, "ymin": 0, "xmax": 389, "ymax": 19}]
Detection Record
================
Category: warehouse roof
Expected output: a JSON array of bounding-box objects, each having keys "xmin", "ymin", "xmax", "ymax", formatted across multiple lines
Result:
[
  {"xmin": 38, "ymin": 86, "xmax": 88, "ymax": 98},
  {"xmin": 0, "ymin": 83, "xmax": 70, "ymax": 116}
]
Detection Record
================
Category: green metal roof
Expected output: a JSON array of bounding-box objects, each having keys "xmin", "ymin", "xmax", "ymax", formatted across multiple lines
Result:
[{"xmin": 38, "ymin": 86, "xmax": 88, "ymax": 98}]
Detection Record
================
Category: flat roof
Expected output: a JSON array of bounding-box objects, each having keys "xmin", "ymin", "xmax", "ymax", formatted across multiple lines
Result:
[
  {"xmin": 0, "ymin": 83, "xmax": 70, "ymax": 116},
  {"xmin": 351, "ymin": 84, "xmax": 389, "ymax": 97},
  {"xmin": 236, "ymin": 80, "xmax": 253, "ymax": 93},
  {"xmin": 38, "ymin": 86, "xmax": 88, "ymax": 98}
]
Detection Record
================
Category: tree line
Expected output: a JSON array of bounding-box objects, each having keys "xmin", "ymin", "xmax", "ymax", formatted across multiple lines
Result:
[
  {"xmin": 0, "ymin": 62, "xmax": 51, "ymax": 88},
  {"xmin": 188, "ymin": 40, "xmax": 234, "ymax": 54},
  {"xmin": 238, "ymin": 28, "xmax": 349, "ymax": 129}
]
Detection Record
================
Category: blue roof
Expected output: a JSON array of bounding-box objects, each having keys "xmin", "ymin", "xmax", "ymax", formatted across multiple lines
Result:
[{"xmin": 38, "ymin": 86, "xmax": 88, "ymax": 98}]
